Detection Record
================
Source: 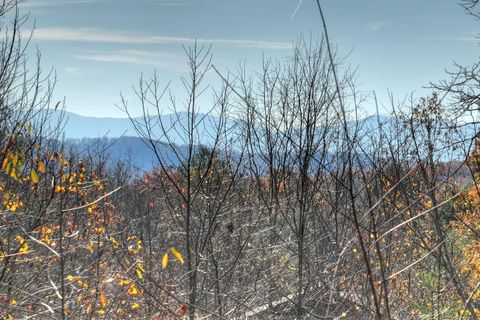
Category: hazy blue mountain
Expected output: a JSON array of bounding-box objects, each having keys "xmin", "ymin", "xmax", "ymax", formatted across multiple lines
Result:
[
  {"xmin": 49, "ymin": 110, "xmax": 237, "ymax": 172},
  {"xmin": 50, "ymin": 110, "xmax": 404, "ymax": 142},
  {"xmin": 48, "ymin": 110, "xmax": 233, "ymax": 146},
  {"xmin": 48, "ymin": 110, "xmax": 139, "ymax": 138},
  {"xmin": 50, "ymin": 110, "xmax": 477, "ymax": 173},
  {"xmin": 65, "ymin": 136, "xmax": 190, "ymax": 172}
]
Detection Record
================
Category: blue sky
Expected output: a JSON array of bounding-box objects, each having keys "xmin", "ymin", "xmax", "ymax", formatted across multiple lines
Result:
[{"xmin": 21, "ymin": 0, "xmax": 479, "ymax": 117}]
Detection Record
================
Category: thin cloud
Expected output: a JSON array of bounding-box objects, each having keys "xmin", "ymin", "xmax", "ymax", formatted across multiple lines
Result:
[
  {"xmin": 290, "ymin": 0, "xmax": 303, "ymax": 20},
  {"xmin": 62, "ymin": 66, "xmax": 94, "ymax": 76},
  {"xmin": 367, "ymin": 21, "xmax": 388, "ymax": 32},
  {"xmin": 75, "ymin": 49, "xmax": 186, "ymax": 69},
  {"xmin": 418, "ymin": 33, "xmax": 478, "ymax": 43},
  {"xmin": 153, "ymin": 0, "xmax": 192, "ymax": 6},
  {"xmin": 33, "ymin": 27, "xmax": 293, "ymax": 50},
  {"xmin": 19, "ymin": 0, "xmax": 101, "ymax": 7},
  {"xmin": 429, "ymin": 35, "xmax": 478, "ymax": 42},
  {"xmin": 63, "ymin": 67, "xmax": 81, "ymax": 73}
]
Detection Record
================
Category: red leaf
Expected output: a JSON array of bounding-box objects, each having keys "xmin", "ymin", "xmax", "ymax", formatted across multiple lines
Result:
[{"xmin": 179, "ymin": 304, "xmax": 187, "ymax": 317}]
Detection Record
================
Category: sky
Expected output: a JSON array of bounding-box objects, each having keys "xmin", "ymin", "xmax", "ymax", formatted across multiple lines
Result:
[{"xmin": 18, "ymin": 0, "xmax": 480, "ymax": 118}]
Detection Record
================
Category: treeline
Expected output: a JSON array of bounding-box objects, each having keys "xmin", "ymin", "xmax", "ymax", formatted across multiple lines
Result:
[{"xmin": 1, "ymin": 1, "xmax": 480, "ymax": 319}]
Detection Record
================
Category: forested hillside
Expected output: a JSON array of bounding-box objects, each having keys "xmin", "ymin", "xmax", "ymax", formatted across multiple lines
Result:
[{"xmin": 1, "ymin": 0, "xmax": 480, "ymax": 319}]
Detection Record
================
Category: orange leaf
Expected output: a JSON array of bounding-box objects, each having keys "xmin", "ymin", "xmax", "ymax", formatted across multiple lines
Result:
[
  {"xmin": 1, "ymin": 156, "xmax": 8, "ymax": 171},
  {"xmin": 99, "ymin": 292, "xmax": 108, "ymax": 307},
  {"xmin": 37, "ymin": 161, "xmax": 46, "ymax": 174}
]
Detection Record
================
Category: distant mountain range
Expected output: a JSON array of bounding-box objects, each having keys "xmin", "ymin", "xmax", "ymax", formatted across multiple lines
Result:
[
  {"xmin": 48, "ymin": 110, "xmax": 138, "ymax": 138},
  {"xmin": 52, "ymin": 110, "xmax": 399, "ymax": 141},
  {"xmin": 49, "ymin": 110, "xmax": 230, "ymax": 144},
  {"xmin": 48, "ymin": 110, "xmax": 236, "ymax": 172},
  {"xmin": 45, "ymin": 110, "xmax": 477, "ymax": 173},
  {"xmin": 65, "ymin": 136, "xmax": 188, "ymax": 172}
]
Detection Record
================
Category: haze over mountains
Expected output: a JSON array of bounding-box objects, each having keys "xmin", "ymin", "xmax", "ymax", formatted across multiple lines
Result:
[
  {"xmin": 52, "ymin": 110, "xmax": 232, "ymax": 171},
  {"xmin": 50, "ymin": 110, "xmax": 225, "ymax": 142},
  {"xmin": 52, "ymin": 110, "xmax": 475, "ymax": 172},
  {"xmin": 52, "ymin": 110, "xmax": 394, "ymax": 140}
]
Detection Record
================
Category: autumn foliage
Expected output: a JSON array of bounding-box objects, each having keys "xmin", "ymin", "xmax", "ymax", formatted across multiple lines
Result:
[{"xmin": 2, "ymin": 1, "xmax": 480, "ymax": 319}]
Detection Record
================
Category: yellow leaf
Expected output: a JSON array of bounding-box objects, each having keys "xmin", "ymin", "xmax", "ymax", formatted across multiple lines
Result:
[
  {"xmin": 171, "ymin": 247, "xmax": 184, "ymax": 265},
  {"xmin": 31, "ymin": 169, "xmax": 39, "ymax": 184},
  {"xmin": 9, "ymin": 299, "xmax": 17, "ymax": 305},
  {"xmin": 87, "ymin": 242, "xmax": 94, "ymax": 254},
  {"xmin": 128, "ymin": 284, "xmax": 138, "ymax": 295},
  {"xmin": 162, "ymin": 252, "xmax": 169, "ymax": 269},
  {"xmin": 131, "ymin": 302, "xmax": 139, "ymax": 310},
  {"xmin": 135, "ymin": 268, "xmax": 143, "ymax": 280},
  {"xmin": 118, "ymin": 278, "xmax": 131, "ymax": 286},
  {"xmin": 11, "ymin": 153, "xmax": 18, "ymax": 167},
  {"xmin": 10, "ymin": 167, "xmax": 19, "ymax": 181},
  {"xmin": 4, "ymin": 161, "xmax": 11, "ymax": 176},
  {"xmin": 19, "ymin": 242, "xmax": 29, "ymax": 253},
  {"xmin": 66, "ymin": 275, "xmax": 74, "ymax": 282}
]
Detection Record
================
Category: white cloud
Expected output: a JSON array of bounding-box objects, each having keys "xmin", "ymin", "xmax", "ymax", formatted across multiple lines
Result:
[
  {"xmin": 290, "ymin": 0, "xmax": 303, "ymax": 20},
  {"xmin": 62, "ymin": 66, "xmax": 92, "ymax": 76},
  {"xmin": 19, "ymin": 0, "xmax": 101, "ymax": 7},
  {"xmin": 431, "ymin": 35, "xmax": 479, "ymax": 42},
  {"xmin": 75, "ymin": 49, "xmax": 186, "ymax": 69},
  {"xmin": 33, "ymin": 27, "xmax": 293, "ymax": 50},
  {"xmin": 416, "ymin": 33, "xmax": 479, "ymax": 43},
  {"xmin": 367, "ymin": 21, "xmax": 388, "ymax": 32},
  {"xmin": 153, "ymin": 0, "xmax": 192, "ymax": 6},
  {"xmin": 63, "ymin": 66, "xmax": 81, "ymax": 73}
]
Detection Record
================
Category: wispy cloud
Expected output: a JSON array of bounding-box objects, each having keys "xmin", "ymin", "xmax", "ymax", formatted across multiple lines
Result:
[
  {"xmin": 153, "ymin": 0, "xmax": 192, "ymax": 6},
  {"xmin": 428, "ymin": 35, "xmax": 479, "ymax": 43},
  {"xmin": 75, "ymin": 49, "xmax": 186, "ymax": 69},
  {"xmin": 290, "ymin": 0, "xmax": 303, "ymax": 20},
  {"xmin": 19, "ymin": 0, "xmax": 102, "ymax": 8},
  {"xmin": 62, "ymin": 66, "xmax": 96, "ymax": 76},
  {"xmin": 367, "ymin": 21, "xmax": 388, "ymax": 32},
  {"xmin": 33, "ymin": 27, "xmax": 293, "ymax": 50},
  {"xmin": 417, "ymin": 33, "xmax": 478, "ymax": 43},
  {"xmin": 63, "ymin": 66, "xmax": 81, "ymax": 73}
]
